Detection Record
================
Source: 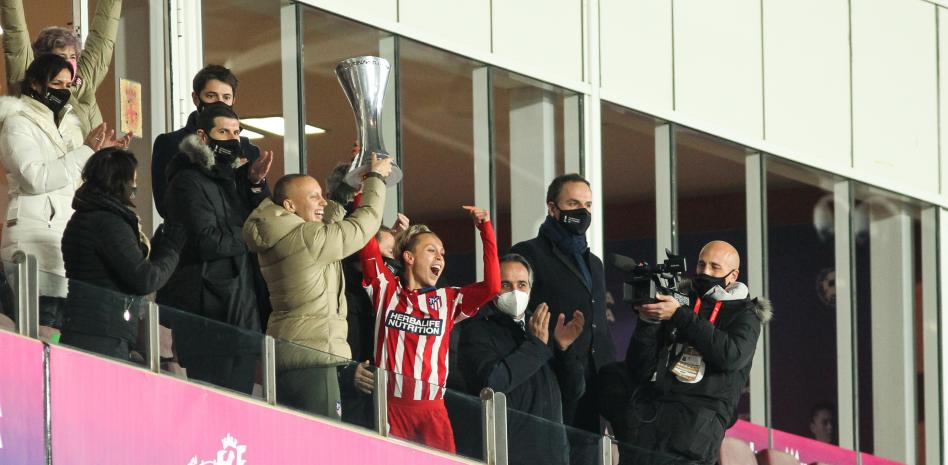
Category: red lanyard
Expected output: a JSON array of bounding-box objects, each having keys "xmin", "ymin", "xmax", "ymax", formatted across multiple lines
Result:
[{"xmin": 693, "ymin": 298, "xmax": 724, "ymax": 325}]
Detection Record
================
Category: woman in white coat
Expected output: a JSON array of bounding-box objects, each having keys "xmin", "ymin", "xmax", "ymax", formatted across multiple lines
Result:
[{"xmin": 0, "ymin": 54, "xmax": 126, "ymax": 328}]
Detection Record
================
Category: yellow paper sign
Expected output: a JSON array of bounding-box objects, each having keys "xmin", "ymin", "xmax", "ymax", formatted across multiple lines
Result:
[{"xmin": 120, "ymin": 79, "xmax": 143, "ymax": 138}]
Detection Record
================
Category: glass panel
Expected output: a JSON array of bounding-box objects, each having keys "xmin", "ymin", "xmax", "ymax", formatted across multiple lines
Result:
[
  {"xmin": 0, "ymin": 260, "xmax": 15, "ymax": 332},
  {"xmin": 159, "ymin": 303, "xmax": 264, "ymax": 399},
  {"xmin": 674, "ymin": 127, "xmax": 750, "ymax": 419},
  {"xmin": 202, "ymin": 0, "xmax": 285, "ymax": 187},
  {"xmin": 492, "ymin": 69, "xmax": 582, "ymax": 252},
  {"xmin": 853, "ymin": 184, "xmax": 925, "ymax": 463},
  {"xmin": 766, "ymin": 159, "xmax": 840, "ymax": 443},
  {"xmin": 444, "ymin": 387, "xmax": 485, "ymax": 461},
  {"xmin": 400, "ymin": 39, "xmax": 483, "ymax": 286},
  {"xmin": 300, "ymin": 7, "xmax": 387, "ymax": 185},
  {"xmin": 272, "ymin": 338, "xmax": 363, "ymax": 426},
  {"xmin": 502, "ymin": 406, "xmax": 598, "ymax": 465},
  {"xmin": 614, "ymin": 438, "xmax": 696, "ymax": 465},
  {"xmin": 381, "ymin": 366, "xmax": 485, "ymax": 460},
  {"xmin": 601, "ymin": 102, "xmax": 658, "ymax": 359},
  {"xmin": 56, "ymin": 274, "xmax": 148, "ymax": 367}
]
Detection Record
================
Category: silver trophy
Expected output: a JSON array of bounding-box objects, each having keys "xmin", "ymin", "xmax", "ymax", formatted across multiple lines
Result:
[{"xmin": 335, "ymin": 56, "xmax": 402, "ymax": 187}]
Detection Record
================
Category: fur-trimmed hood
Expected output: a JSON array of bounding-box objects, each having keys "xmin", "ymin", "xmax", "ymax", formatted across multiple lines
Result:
[
  {"xmin": 676, "ymin": 279, "xmax": 773, "ymax": 323},
  {"xmin": 177, "ymin": 133, "xmax": 242, "ymax": 170},
  {"xmin": 166, "ymin": 134, "xmax": 243, "ymax": 182}
]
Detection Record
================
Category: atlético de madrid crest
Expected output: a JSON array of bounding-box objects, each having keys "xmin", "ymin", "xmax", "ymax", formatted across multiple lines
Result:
[{"xmin": 427, "ymin": 295, "xmax": 442, "ymax": 312}]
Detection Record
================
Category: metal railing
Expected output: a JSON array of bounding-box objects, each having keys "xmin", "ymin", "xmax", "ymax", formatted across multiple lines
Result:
[{"xmin": 6, "ymin": 251, "xmax": 630, "ymax": 465}]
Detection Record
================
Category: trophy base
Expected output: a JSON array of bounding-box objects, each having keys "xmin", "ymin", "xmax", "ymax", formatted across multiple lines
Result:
[{"xmin": 344, "ymin": 164, "xmax": 402, "ymax": 188}]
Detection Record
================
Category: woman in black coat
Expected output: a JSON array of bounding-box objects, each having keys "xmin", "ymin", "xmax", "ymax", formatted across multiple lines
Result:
[{"xmin": 60, "ymin": 148, "xmax": 184, "ymax": 360}]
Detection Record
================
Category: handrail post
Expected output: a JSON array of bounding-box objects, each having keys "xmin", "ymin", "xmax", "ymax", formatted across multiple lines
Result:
[
  {"xmin": 13, "ymin": 251, "xmax": 38, "ymax": 338},
  {"xmin": 480, "ymin": 388, "xmax": 508, "ymax": 465},
  {"xmin": 374, "ymin": 368, "xmax": 388, "ymax": 436},
  {"xmin": 145, "ymin": 301, "xmax": 160, "ymax": 372},
  {"xmin": 600, "ymin": 435, "xmax": 613, "ymax": 465},
  {"xmin": 262, "ymin": 336, "xmax": 277, "ymax": 405},
  {"xmin": 480, "ymin": 387, "xmax": 496, "ymax": 465}
]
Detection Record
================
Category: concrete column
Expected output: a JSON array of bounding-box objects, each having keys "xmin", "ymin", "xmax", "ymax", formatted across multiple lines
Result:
[
  {"xmin": 473, "ymin": 67, "xmax": 491, "ymax": 280},
  {"xmin": 867, "ymin": 200, "xmax": 916, "ymax": 464},
  {"xmin": 379, "ymin": 36, "xmax": 399, "ymax": 227},
  {"xmin": 745, "ymin": 153, "xmax": 768, "ymax": 429},
  {"xmin": 509, "ymin": 87, "xmax": 556, "ymax": 245},
  {"xmin": 834, "ymin": 181, "xmax": 856, "ymax": 451}
]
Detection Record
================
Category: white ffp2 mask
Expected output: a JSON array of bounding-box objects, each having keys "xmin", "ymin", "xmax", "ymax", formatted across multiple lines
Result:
[{"xmin": 495, "ymin": 290, "xmax": 529, "ymax": 320}]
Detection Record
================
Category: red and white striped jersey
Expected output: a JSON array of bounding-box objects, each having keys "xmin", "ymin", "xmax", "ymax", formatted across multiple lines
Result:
[{"xmin": 361, "ymin": 221, "xmax": 500, "ymax": 401}]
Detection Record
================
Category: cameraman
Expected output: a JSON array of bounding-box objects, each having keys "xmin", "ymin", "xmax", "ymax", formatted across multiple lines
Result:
[{"xmin": 614, "ymin": 241, "xmax": 771, "ymax": 465}]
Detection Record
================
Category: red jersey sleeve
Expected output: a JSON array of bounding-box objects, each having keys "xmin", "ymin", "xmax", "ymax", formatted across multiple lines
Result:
[{"xmin": 454, "ymin": 220, "xmax": 501, "ymax": 320}]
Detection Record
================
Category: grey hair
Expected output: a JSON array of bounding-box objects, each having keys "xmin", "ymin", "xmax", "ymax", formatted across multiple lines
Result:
[
  {"xmin": 33, "ymin": 27, "xmax": 82, "ymax": 56},
  {"xmin": 325, "ymin": 161, "xmax": 357, "ymax": 205},
  {"xmin": 500, "ymin": 253, "xmax": 534, "ymax": 286}
]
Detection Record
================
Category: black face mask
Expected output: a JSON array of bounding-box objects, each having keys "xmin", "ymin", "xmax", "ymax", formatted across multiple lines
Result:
[
  {"xmin": 557, "ymin": 207, "xmax": 591, "ymax": 235},
  {"xmin": 196, "ymin": 98, "xmax": 231, "ymax": 114},
  {"xmin": 383, "ymin": 257, "xmax": 402, "ymax": 276},
  {"xmin": 207, "ymin": 137, "xmax": 242, "ymax": 165},
  {"xmin": 42, "ymin": 87, "xmax": 70, "ymax": 114},
  {"xmin": 693, "ymin": 273, "xmax": 729, "ymax": 296}
]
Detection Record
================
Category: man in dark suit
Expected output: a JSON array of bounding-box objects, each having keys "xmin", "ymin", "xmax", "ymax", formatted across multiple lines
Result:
[
  {"xmin": 510, "ymin": 173, "xmax": 616, "ymax": 437},
  {"xmin": 151, "ymin": 64, "xmax": 272, "ymax": 327},
  {"xmin": 151, "ymin": 64, "xmax": 267, "ymax": 219}
]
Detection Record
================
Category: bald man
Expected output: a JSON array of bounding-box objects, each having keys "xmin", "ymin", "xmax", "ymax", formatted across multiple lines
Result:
[
  {"xmin": 243, "ymin": 156, "xmax": 392, "ymax": 418},
  {"xmin": 612, "ymin": 241, "xmax": 771, "ymax": 465}
]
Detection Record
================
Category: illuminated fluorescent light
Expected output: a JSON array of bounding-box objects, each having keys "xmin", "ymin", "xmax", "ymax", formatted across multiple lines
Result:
[
  {"xmin": 242, "ymin": 116, "xmax": 325, "ymax": 137},
  {"xmin": 241, "ymin": 128, "xmax": 265, "ymax": 140}
]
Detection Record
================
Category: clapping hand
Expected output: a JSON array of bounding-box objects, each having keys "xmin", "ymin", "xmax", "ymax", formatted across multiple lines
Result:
[
  {"xmin": 84, "ymin": 123, "xmax": 131, "ymax": 151},
  {"xmin": 528, "ymin": 303, "xmax": 551, "ymax": 344},
  {"xmin": 249, "ymin": 150, "xmax": 273, "ymax": 184},
  {"xmin": 553, "ymin": 310, "xmax": 585, "ymax": 350}
]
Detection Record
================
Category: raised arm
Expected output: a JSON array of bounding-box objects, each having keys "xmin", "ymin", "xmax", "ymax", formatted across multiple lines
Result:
[
  {"xmin": 0, "ymin": 0, "xmax": 32, "ymax": 92},
  {"xmin": 360, "ymin": 233, "xmax": 391, "ymax": 285},
  {"xmin": 301, "ymin": 174, "xmax": 384, "ymax": 266},
  {"xmin": 74, "ymin": 0, "xmax": 122, "ymax": 104},
  {"xmin": 455, "ymin": 209, "xmax": 501, "ymax": 319}
]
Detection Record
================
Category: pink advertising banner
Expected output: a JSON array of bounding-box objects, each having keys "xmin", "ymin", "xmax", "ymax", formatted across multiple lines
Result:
[
  {"xmin": 0, "ymin": 331, "xmax": 46, "ymax": 465},
  {"xmin": 48, "ymin": 345, "xmax": 470, "ymax": 465},
  {"xmin": 727, "ymin": 419, "xmax": 905, "ymax": 465}
]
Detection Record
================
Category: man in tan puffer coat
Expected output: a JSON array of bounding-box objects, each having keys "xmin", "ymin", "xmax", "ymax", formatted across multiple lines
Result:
[{"xmin": 243, "ymin": 155, "xmax": 392, "ymax": 418}]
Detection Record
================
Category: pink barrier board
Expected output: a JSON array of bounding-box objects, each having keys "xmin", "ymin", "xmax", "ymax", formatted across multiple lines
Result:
[
  {"xmin": 49, "ymin": 345, "xmax": 469, "ymax": 465},
  {"xmin": 727, "ymin": 420, "xmax": 905, "ymax": 465},
  {"xmin": 0, "ymin": 331, "xmax": 46, "ymax": 465}
]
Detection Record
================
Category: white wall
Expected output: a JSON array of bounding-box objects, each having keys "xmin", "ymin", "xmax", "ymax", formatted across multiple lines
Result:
[
  {"xmin": 491, "ymin": 0, "xmax": 584, "ymax": 83},
  {"xmin": 399, "ymin": 0, "xmax": 490, "ymax": 55},
  {"xmin": 940, "ymin": 7, "xmax": 948, "ymax": 195},
  {"xmin": 295, "ymin": 0, "xmax": 948, "ymax": 205},
  {"xmin": 673, "ymin": 0, "xmax": 763, "ymax": 139},
  {"xmin": 599, "ymin": 0, "xmax": 673, "ymax": 113},
  {"xmin": 851, "ymin": 0, "xmax": 938, "ymax": 195},
  {"xmin": 306, "ymin": 0, "xmax": 397, "ymax": 25},
  {"xmin": 762, "ymin": 0, "xmax": 851, "ymax": 170}
]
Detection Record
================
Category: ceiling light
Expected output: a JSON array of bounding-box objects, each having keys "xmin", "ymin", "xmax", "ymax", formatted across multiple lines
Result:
[
  {"xmin": 240, "ymin": 128, "xmax": 265, "ymax": 140},
  {"xmin": 242, "ymin": 116, "xmax": 325, "ymax": 137}
]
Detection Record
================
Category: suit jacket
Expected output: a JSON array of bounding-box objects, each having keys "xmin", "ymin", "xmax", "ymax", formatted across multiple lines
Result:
[{"xmin": 511, "ymin": 232, "xmax": 616, "ymax": 373}]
